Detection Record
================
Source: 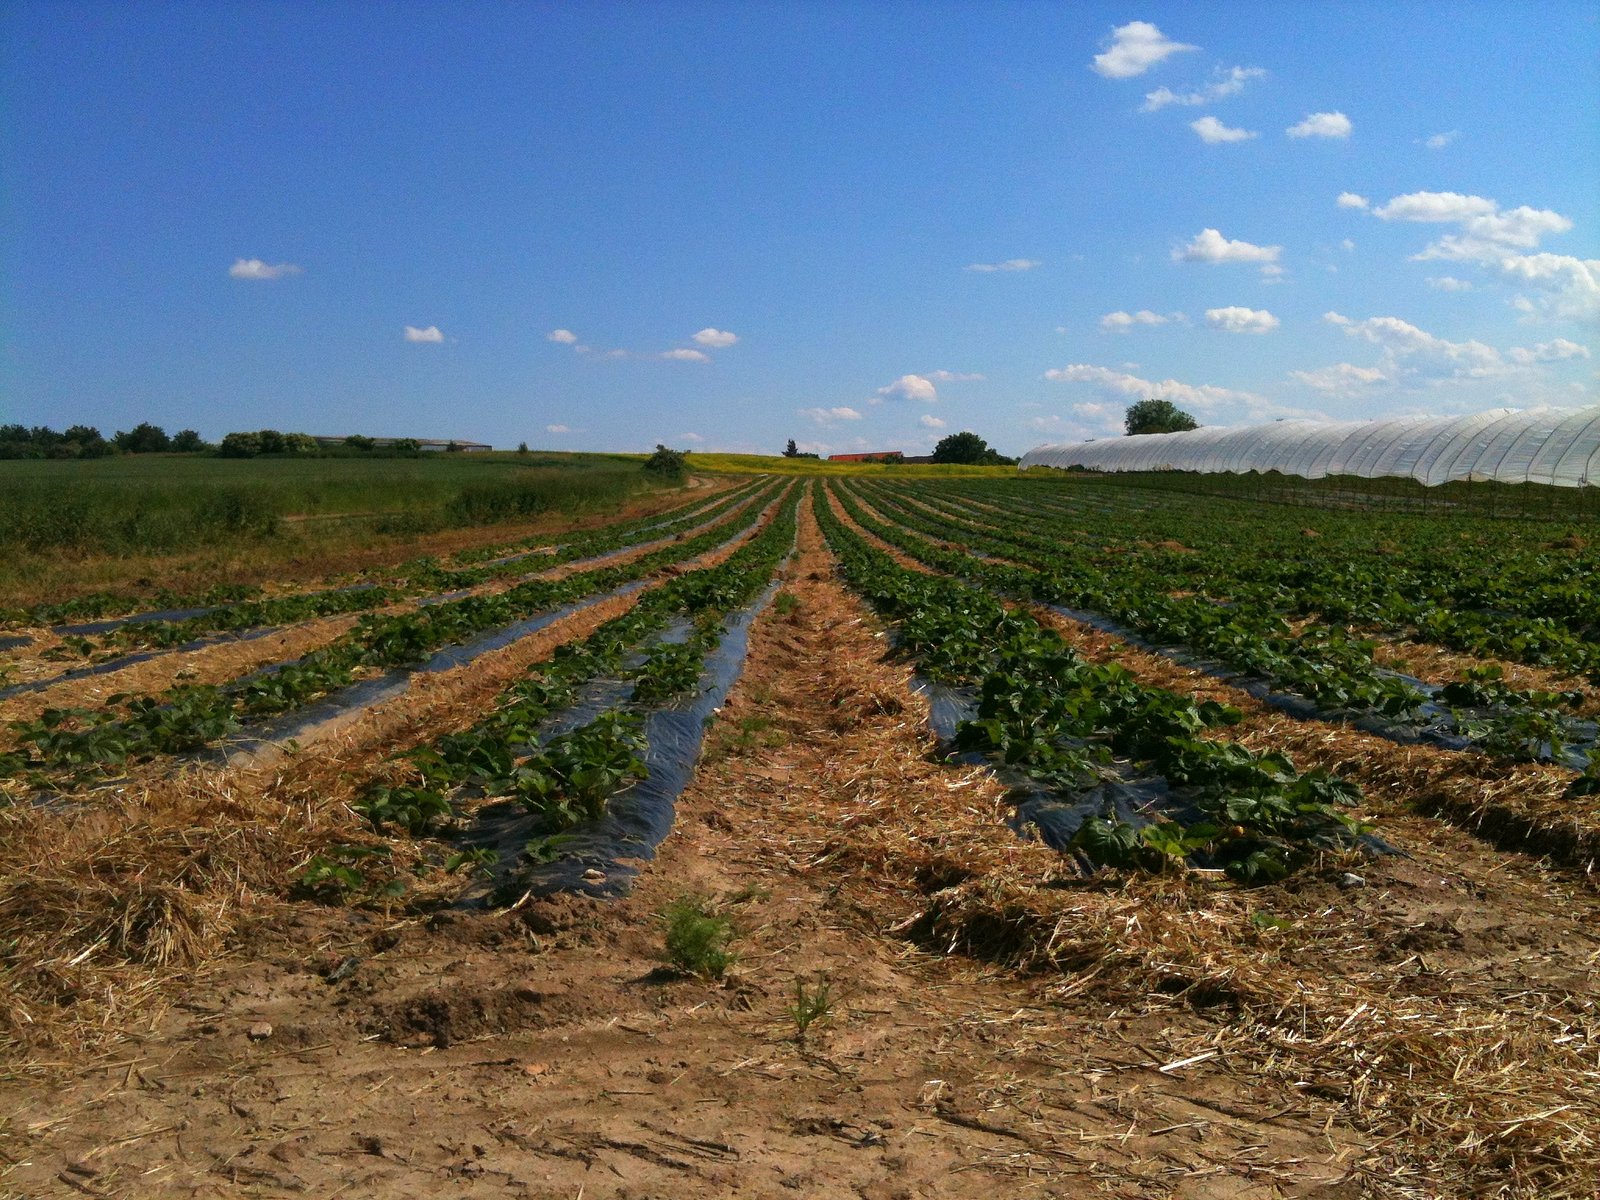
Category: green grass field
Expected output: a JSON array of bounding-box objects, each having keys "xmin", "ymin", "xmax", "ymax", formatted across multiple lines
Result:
[{"xmin": 0, "ymin": 451, "xmax": 660, "ymax": 608}]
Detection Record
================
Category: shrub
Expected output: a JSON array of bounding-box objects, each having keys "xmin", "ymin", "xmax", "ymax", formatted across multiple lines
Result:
[{"xmin": 660, "ymin": 893, "xmax": 735, "ymax": 978}]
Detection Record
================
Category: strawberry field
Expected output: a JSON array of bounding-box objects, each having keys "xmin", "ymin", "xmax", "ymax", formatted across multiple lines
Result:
[{"xmin": 2, "ymin": 470, "xmax": 1597, "ymax": 1199}]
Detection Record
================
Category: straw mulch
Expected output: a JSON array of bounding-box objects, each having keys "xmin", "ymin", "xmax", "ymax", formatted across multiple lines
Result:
[{"xmin": 739, "ymin": 494, "xmax": 1600, "ymax": 1199}]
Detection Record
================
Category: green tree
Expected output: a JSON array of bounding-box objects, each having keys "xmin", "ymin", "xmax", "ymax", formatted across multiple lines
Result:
[
  {"xmin": 113, "ymin": 422, "xmax": 172, "ymax": 453},
  {"xmin": 931, "ymin": 431, "xmax": 1015, "ymax": 465},
  {"xmin": 171, "ymin": 429, "xmax": 208, "ymax": 452},
  {"xmin": 1124, "ymin": 399, "xmax": 1198, "ymax": 436},
  {"xmin": 218, "ymin": 431, "xmax": 262, "ymax": 458},
  {"xmin": 644, "ymin": 443, "xmax": 688, "ymax": 479},
  {"xmin": 783, "ymin": 438, "xmax": 799, "ymax": 458}
]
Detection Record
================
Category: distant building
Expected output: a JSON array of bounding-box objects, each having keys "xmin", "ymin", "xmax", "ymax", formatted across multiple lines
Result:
[
  {"xmin": 313, "ymin": 436, "xmax": 493, "ymax": 452},
  {"xmin": 826, "ymin": 451, "xmax": 903, "ymax": 463}
]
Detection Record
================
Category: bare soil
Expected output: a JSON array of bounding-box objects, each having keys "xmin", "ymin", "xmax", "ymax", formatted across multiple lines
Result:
[{"xmin": 2, "ymin": 495, "xmax": 1595, "ymax": 1199}]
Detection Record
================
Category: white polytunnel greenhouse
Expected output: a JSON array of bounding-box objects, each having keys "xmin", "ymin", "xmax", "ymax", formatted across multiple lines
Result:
[{"xmin": 1020, "ymin": 406, "xmax": 1600, "ymax": 488}]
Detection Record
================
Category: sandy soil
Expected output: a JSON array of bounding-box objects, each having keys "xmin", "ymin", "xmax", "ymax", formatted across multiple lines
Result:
[{"xmin": 2, "ymin": 492, "xmax": 1596, "ymax": 1199}]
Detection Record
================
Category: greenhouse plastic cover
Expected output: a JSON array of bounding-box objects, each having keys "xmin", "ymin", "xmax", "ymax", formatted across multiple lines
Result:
[{"xmin": 1020, "ymin": 406, "xmax": 1600, "ymax": 487}]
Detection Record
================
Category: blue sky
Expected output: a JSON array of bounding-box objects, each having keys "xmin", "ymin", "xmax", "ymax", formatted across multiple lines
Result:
[{"xmin": 3, "ymin": 2, "xmax": 1597, "ymax": 456}]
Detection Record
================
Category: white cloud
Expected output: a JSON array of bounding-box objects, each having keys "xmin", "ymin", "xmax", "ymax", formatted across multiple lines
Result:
[
  {"xmin": 1340, "ymin": 238, "xmax": 1356, "ymax": 251},
  {"xmin": 1374, "ymin": 191, "xmax": 1499, "ymax": 223},
  {"xmin": 1337, "ymin": 192, "xmax": 1369, "ymax": 210},
  {"xmin": 1205, "ymin": 306, "xmax": 1279, "ymax": 334},
  {"xmin": 1488, "ymin": 253, "xmax": 1600, "ymax": 320},
  {"xmin": 1324, "ymin": 311, "xmax": 1504, "ymax": 377},
  {"xmin": 1043, "ymin": 363, "xmax": 1261, "ymax": 412},
  {"xmin": 1142, "ymin": 65, "xmax": 1266, "ymax": 110},
  {"xmin": 1372, "ymin": 192, "xmax": 1594, "ymax": 320},
  {"xmin": 1174, "ymin": 228, "xmax": 1282, "ymax": 268},
  {"xmin": 1191, "ymin": 116, "xmax": 1257, "ymax": 143},
  {"xmin": 229, "ymin": 258, "xmax": 302, "ymax": 280},
  {"xmin": 660, "ymin": 348, "xmax": 710, "ymax": 362},
  {"xmin": 547, "ymin": 328, "xmax": 578, "ymax": 344},
  {"xmin": 1424, "ymin": 130, "xmax": 1460, "ymax": 150},
  {"xmin": 966, "ymin": 258, "xmax": 1040, "ymax": 272},
  {"xmin": 1100, "ymin": 309, "xmax": 1172, "ymax": 332},
  {"xmin": 404, "ymin": 325, "xmax": 444, "ymax": 343},
  {"xmin": 1507, "ymin": 339, "xmax": 1590, "ymax": 365},
  {"xmin": 546, "ymin": 424, "xmax": 572, "ymax": 434},
  {"xmin": 1427, "ymin": 276, "xmax": 1473, "ymax": 291},
  {"xmin": 1289, "ymin": 362, "xmax": 1388, "ymax": 395},
  {"xmin": 926, "ymin": 369, "xmax": 985, "ymax": 382},
  {"xmin": 919, "ymin": 414, "xmax": 946, "ymax": 429},
  {"xmin": 799, "ymin": 406, "xmax": 863, "ymax": 424},
  {"xmin": 692, "ymin": 328, "xmax": 739, "ymax": 348},
  {"xmin": 1091, "ymin": 21, "xmax": 1197, "ymax": 79},
  {"xmin": 877, "ymin": 374, "xmax": 938, "ymax": 402},
  {"xmin": 1287, "ymin": 111, "xmax": 1352, "ymax": 139}
]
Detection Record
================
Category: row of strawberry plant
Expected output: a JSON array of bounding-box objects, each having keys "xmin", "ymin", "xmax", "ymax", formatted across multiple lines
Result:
[
  {"xmin": 0, "ymin": 484, "xmax": 791, "ymax": 788},
  {"xmin": 814, "ymin": 487, "xmax": 1374, "ymax": 884},
  {"xmin": 311, "ymin": 488, "xmax": 802, "ymax": 902},
  {"xmin": 839, "ymin": 483, "xmax": 1595, "ymax": 771},
  {"xmin": 3, "ymin": 479, "xmax": 760, "ymax": 634},
  {"xmin": 918, "ymin": 477, "xmax": 1600, "ymax": 673},
  {"xmin": 93, "ymin": 480, "xmax": 771, "ymax": 650}
]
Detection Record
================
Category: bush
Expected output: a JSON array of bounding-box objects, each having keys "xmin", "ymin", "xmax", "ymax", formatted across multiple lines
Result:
[
  {"xmin": 660, "ymin": 894, "xmax": 735, "ymax": 979},
  {"xmin": 644, "ymin": 444, "xmax": 688, "ymax": 479}
]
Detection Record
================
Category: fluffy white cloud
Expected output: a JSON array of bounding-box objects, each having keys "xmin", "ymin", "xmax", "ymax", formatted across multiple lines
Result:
[
  {"xmin": 965, "ymin": 258, "xmax": 1040, "ymax": 272},
  {"xmin": 1091, "ymin": 21, "xmax": 1197, "ymax": 79},
  {"xmin": 1489, "ymin": 253, "xmax": 1600, "ymax": 319},
  {"xmin": 1292, "ymin": 362, "xmax": 1388, "ymax": 395},
  {"xmin": 660, "ymin": 348, "xmax": 710, "ymax": 362},
  {"xmin": 546, "ymin": 328, "xmax": 578, "ymax": 344},
  {"xmin": 1340, "ymin": 238, "xmax": 1356, "ymax": 251},
  {"xmin": 1289, "ymin": 362, "xmax": 1388, "ymax": 395},
  {"xmin": 1374, "ymin": 190, "xmax": 1499, "ymax": 223},
  {"xmin": 1206, "ymin": 306, "xmax": 1279, "ymax": 334},
  {"xmin": 1425, "ymin": 130, "xmax": 1460, "ymax": 150},
  {"xmin": 404, "ymin": 325, "xmax": 444, "ymax": 343},
  {"xmin": 1371, "ymin": 192, "xmax": 1594, "ymax": 319},
  {"xmin": 919, "ymin": 414, "xmax": 946, "ymax": 429},
  {"xmin": 1324, "ymin": 311, "xmax": 1504, "ymax": 377},
  {"xmin": 877, "ymin": 374, "xmax": 938, "ymax": 402},
  {"xmin": 229, "ymin": 258, "xmax": 302, "ymax": 280},
  {"xmin": 546, "ymin": 424, "xmax": 572, "ymax": 434},
  {"xmin": 1337, "ymin": 192, "xmax": 1369, "ymax": 210},
  {"xmin": 1142, "ymin": 65, "xmax": 1266, "ymax": 110},
  {"xmin": 1506, "ymin": 339, "xmax": 1590, "ymax": 365},
  {"xmin": 926, "ymin": 369, "xmax": 985, "ymax": 382},
  {"xmin": 1427, "ymin": 276, "xmax": 1473, "ymax": 291},
  {"xmin": 692, "ymin": 328, "xmax": 738, "ymax": 348},
  {"xmin": 1191, "ymin": 116, "xmax": 1256, "ymax": 143},
  {"xmin": 1287, "ymin": 111, "xmax": 1352, "ymax": 139},
  {"xmin": 1174, "ymin": 228, "xmax": 1282, "ymax": 267},
  {"xmin": 1100, "ymin": 309, "xmax": 1172, "ymax": 332},
  {"xmin": 679, "ymin": 432, "xmax": 706, "ymax": 443},
  {"xmin": 1043, "ymin": 363, "xmax": 1261, "ymax": 412},
  {"xmin": 799, "ymin": 406, "xmax": 863, "ymax": 424}
]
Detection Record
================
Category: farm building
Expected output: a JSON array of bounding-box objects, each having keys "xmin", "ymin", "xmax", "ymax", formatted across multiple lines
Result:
[
  {"xmin": 313, "ymin": 436, "xmax": 493, "ymax": 452},
  {"xmin": 827, "ymin": 451, "xmax": 903, "ymax": 463},
  {"xmin": 1021, "ymin": 406, "xmax": 1600, "ymax": 488}
]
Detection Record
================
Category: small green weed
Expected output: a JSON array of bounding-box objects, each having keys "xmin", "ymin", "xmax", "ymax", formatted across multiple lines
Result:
[
  {"xmin": 788, "ymin": 975, "xmax": 834, "ymax": 1042},
  {"xmin": 660, "ymin": 893, "xmax": 735, "ymax": 979},
  {"xmin": 773, "ymin": 591, "xmax": 800, "ymax": 617}
]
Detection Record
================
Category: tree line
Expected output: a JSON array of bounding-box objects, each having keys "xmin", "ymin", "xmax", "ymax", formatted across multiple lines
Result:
[{"xmin": 0, "ymin": 424, "xmax": 446, "ymax": 460}]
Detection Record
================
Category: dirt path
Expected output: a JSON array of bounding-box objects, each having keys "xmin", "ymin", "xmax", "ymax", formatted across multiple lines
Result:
[{"xmin": 3, "ymin": 493, "xmax": 1595, "ymax": 1199}]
